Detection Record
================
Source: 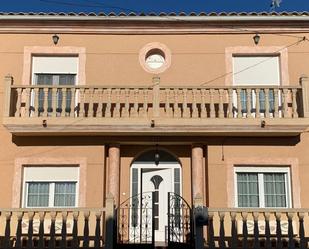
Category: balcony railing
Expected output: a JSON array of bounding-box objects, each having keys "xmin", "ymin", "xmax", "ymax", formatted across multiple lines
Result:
[
  {"xmin": 0, "ymin": 206, "xmax": 308, "ymax": 248},
  {"xmin": 206, "ymin": 208, "xmax": 309, "ymax": 248},
  {"xmin": 3, "ymin": 76, "xmax": 309, "ymax": 135},
  {"xmin": 0, "ymin": 195, "xmax": 114, "ymax": 248}
]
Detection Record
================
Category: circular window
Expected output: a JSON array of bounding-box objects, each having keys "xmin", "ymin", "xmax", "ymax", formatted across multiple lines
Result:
[
  {"xmin": 139, "ymin": 42, "xmax": 171, "ymax": 74},
  {"xmin": 146, "ymin": 50, "xmax": 165, "ymax": 69}
]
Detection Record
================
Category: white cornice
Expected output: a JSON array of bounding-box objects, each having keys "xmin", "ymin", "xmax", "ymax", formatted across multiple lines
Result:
[
  {"xmin": 0, "ymin": 27, "xmax": 308, "ymax": 35},
  {"xmin": 1, "ymin": 15, "xmax": 309, "ymax": 34}
]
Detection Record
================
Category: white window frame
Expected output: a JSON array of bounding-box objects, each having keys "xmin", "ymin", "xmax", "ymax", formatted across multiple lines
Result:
[
  {"xmin": 232, "ymin": 54, "xmax": 282, "ymax": 118},
  {"xmin": 232, "ymin": 55, "xmax": 281, "ymax": 86},
  {"xmin": 234, "ymin": 166, "xmax": 291, "ymax": 208},
  {"xmin": 31, "ymin": 56, "xmax": 79, "ymax": 83},
  {"xmin": 22, "ymin": 166, "xmax": 79, "ymax": 208},
  {"xmin": 30, "ymin": 56, "xmax": 79, "ymax": 117}
]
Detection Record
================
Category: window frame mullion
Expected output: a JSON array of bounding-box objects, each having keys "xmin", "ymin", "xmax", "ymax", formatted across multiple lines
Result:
[
  {"xmin": 258, "ymin": 173, "xmax": 265, "ymax": 208},
  {"xmin": 282, "ymin": 175, "xmax": 288, "ymax": 207},
  {"xmin": 49, "ymin": 182, "xmax": 55, "ymax": 208}
]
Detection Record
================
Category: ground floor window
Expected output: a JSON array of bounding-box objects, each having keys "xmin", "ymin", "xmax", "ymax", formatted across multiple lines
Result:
[
  {"xmin": 23, "ymin": 166, "xmax": 79, "ymax": 208},
  {"xmin": 234, "ymin": 166, "xmax": 291, "ymax": 208}
]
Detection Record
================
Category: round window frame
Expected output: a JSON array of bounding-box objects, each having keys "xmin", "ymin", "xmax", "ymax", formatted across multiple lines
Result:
[{"xmin": 139, "ymin": 42, "xmax": 171, "ymax": 74}]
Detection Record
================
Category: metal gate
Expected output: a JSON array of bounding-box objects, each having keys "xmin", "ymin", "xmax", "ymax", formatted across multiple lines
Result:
[
  {"xmin": 116, "ymin": 192, "xmax": 154, "ymax": 248},
  {"xmin": 167, "ymin": 192, "xmax": 194, "ymax": 248}
]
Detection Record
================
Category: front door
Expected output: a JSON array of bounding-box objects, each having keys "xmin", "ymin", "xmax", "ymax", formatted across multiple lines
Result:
[
  {"xmin": 130, "ymin": 159, "xmax": 182, "ymax": 243},
  {"xmin": 142, "ymin": 168, "xmax": 173, "ymax": 242}
]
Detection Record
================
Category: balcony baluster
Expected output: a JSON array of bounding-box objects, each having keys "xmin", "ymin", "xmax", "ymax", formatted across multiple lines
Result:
[
  {"xmin": 236, "ymin": 88, "xmax": 242, "ymax": 118},
  {"xmin": 105, "ymin": 88, "xmax": 112, "ymax": 118},
  {"xmin": 123, "ymin": 89, "xmax": 130, "ymax": 118},
  {"xmin": 255, "ymin": 88, "xmax": 260, "ymax": 118},
  {"xmin": 210, "ymin": 89, "xmax": 215, "ymax": 118},
  {"xmin": 38, "ymin": 212, "xmax": 45, "ymax": 249},
  {"xmin": 62, "ymin": 87, "xmax": 67, "ymax": 117},
  {"xmin": 228, "ymin": 88, "xmax": 233, "ymax": 118},
  {"xmin": 274, "ymin": 89, "xmax": 279, "ymax": 118},
  {"xmin": 72, "ymin": 211, "xmax": 79, "ymax": 248},
  {"xmin": 165, "ymin": 88, "xmax": 171, "ymax": 118},
  {"xmin": 27, "ymin": 211, "xmax": 34, "ymax": 249},
  {"xmin": 14, "ymin": 88, "xmax": 22, "ymax": 117},
  {"xmin": 264, "ymin": 212, "xmax": 271, "ymax": 249},
  {"xmin": 182, "ymin": 88, "xmax": 189, "ymax": 118},
  {"xmin": 83, "ymin": 211, "xmax": 90, "ymax": 248},
  {"xmin": 88, "ymin": 88, "xmax": 94, "ymax": 118},
  {"xmin": 33, "ymin": 88, "xmax": 39, "ymax": 117},
  {"xmin": 70, "ymin": 87, "xmax": 76, "ymax": 117},
  {"xmin": 114, "ymin": 89, "xmax": 121, "ymax": 118},
  {"xmin": 192, "ymin": 89, "xmax": 198, "ymax": 118},
  {"xmin": 61, "ymin": 211, "xmax": 68, "ymax": 248},
  {"xmin": 143, "ymin": 89, "xmax": 148, "ymax": 118},
  {"xmin": 219, "ymin": 89, "xmax": 225, "ymax": 118},
  {"xmin": 51, "ymin": 87, "xmax": 57, "ymax": 117},
  {"xmin": 4, "ymin": 212, "xmax": 11, "ymax": 249},
  {"xmin": 265, "ymin": 88, "xmax": 270, "ymax": 118},
  {"xmin": 131, "ymin": 88, "xmax": 139, "ymax": 118},
  {"xmin": 15, "ymin": 212, "xmax": 23, "ymax": 249},
  {"xmin": 292, "ymin": 88, "xmax": 299, "ymax": 118},
  {"xmin": 282, "ymin": 89, "xmax": 289, "ymax": 118},
  {"xmin": 246, "ymin": 88, "xmax": 252, "ymax": 118},
  {"xmin": 201, "ymin": 89, "xmax": 207, "ymax": 118}
]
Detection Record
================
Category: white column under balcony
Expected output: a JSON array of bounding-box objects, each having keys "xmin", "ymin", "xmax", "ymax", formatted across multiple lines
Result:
[
  {"xmin": 107, "ymin": 144, "xmax": 120, "ymax": 207},
  {"xmin": 191, "ymin": 144, "xmax": 205, "ymax": 201}
]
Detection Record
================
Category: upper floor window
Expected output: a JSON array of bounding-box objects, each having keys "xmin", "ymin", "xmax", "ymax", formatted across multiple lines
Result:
[
  {"xmin": 233, "ymin": 55, "xmax": 280, "ymax": 86},
  {"xmin": 31, "ymin": 56, "xmax": 78, "ymax": 115},
  {"xmin": 232, "ymin": 55, "xmax": 281, "ymax": 116},
  {"xmin": 235, "ymin": 167, "xmax": 291, "ymax": 208},
  {"xmin": 23, "ymin": 166, "xmax": 79, "ymax": 208},
  {"xmin": 32, "ymin": 56, "xmax": 78, "ymax": 85}
]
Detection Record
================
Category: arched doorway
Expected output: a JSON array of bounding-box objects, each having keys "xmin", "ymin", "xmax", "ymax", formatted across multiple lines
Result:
[{"xmin": 130, "ymin": 149, "xmax": 182, "ymax": 242}]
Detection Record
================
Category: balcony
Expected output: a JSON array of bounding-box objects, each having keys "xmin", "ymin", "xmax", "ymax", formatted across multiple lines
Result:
[
  {"xmin": 3, "ymin": 76, "xmax": 309, "ymax": 136},
  {"xmin": 204, "ymin": 207, "xmax": 309, "ymax": 248},
  {"xmin": 0, "ymin": 194, "xmax": 115, "ymax": 248},
  {"xmin": 0, "ymin": 206, "xmax": 309, "ymax": 248}
]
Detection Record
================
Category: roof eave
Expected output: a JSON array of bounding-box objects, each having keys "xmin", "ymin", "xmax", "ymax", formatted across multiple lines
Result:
[{"xmin": 1, "ymin": 15, "xmax": 309, "ymax": 22}]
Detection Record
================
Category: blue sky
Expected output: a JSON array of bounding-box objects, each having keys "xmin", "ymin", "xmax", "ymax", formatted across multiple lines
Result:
[{"xmin": 1, "ymin": 0, "xmax": 309, "ymax": 14}]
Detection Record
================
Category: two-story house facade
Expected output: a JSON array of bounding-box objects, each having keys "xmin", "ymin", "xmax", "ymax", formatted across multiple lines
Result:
[{"xmin": 1, "ymin": 11, "xmax": 309, "ymax": 248}]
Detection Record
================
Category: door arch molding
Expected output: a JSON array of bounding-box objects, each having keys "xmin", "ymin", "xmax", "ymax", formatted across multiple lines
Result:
[{"xmin": 130, "ymin": 146, "xmax": 182, "ymax": 166}]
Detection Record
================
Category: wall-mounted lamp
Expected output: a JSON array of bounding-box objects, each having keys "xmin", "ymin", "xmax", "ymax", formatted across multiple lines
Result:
[
  {"xmin": 52, "ymin": 34, "xmax": 59, "ymax": 45},
  {"xmin": 154, "ymin": 144, "xmax": 160, "ymax": 166},
  {"xmin": 253, "ymin": 33, "xmax": 260, "ymax": 45},
  {"xmin": 42, "ymin": 119, "xmax": 47, "ymax": 128}
]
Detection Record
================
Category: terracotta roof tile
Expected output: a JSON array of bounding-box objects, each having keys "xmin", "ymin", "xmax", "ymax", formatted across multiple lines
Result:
[{"xmin": 0, "ymin": 11, "xmax": 309, "ymax": 17}]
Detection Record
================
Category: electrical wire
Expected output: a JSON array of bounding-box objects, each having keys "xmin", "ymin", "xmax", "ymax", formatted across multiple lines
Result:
[
  {"xmin": 199, "ymin": 37, "xmax": 307, "ymax": 86},
  {"xmin": 38, "ymin": 0, "xmax": 144, "ymax": 13},
  {"xmin": 36, "ymin": 0, "xmax": 309, "ymax": 40}
]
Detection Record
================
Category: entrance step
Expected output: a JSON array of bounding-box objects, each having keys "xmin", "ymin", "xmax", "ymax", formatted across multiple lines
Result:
[
  {"xmin": 155, "ymin": 241, "xmax": 168, "ymax": 248},
  {"xmin": 155, "ymin": 241, "xmax": 168, "ymax": 249}
]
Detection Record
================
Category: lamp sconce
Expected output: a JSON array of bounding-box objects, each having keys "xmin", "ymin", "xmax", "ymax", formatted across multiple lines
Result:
[
  {"xmin": 253, "ymin": 33, "xmax": 260, "ymax": 45},
  {"xmin": 52, "ymin": 34, "xmax": 59, "ymax": 45},
  {"xmin": 154, "ymin": 144, "xmax": 160, "ymax": 166}
]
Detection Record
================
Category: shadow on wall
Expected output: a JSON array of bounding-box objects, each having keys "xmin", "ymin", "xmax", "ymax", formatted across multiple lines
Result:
[
  {"xmin": 0, "ymin": 211, "xmax": 111, "ymax": 248},
  {"xmin": 12, "ymin": 135, "xmax": 301, "ymax": 147}
]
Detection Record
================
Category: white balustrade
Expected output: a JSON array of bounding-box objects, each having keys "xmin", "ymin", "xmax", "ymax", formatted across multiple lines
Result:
[{"xmin": 7, "ymin": 84, "xmax": 304, "ymax": 120}]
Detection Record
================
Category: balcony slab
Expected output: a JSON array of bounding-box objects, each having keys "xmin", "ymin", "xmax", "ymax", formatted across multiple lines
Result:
[{"xmin": 3, "ymin": 117, "xmax": 309, "ymax": 136}]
